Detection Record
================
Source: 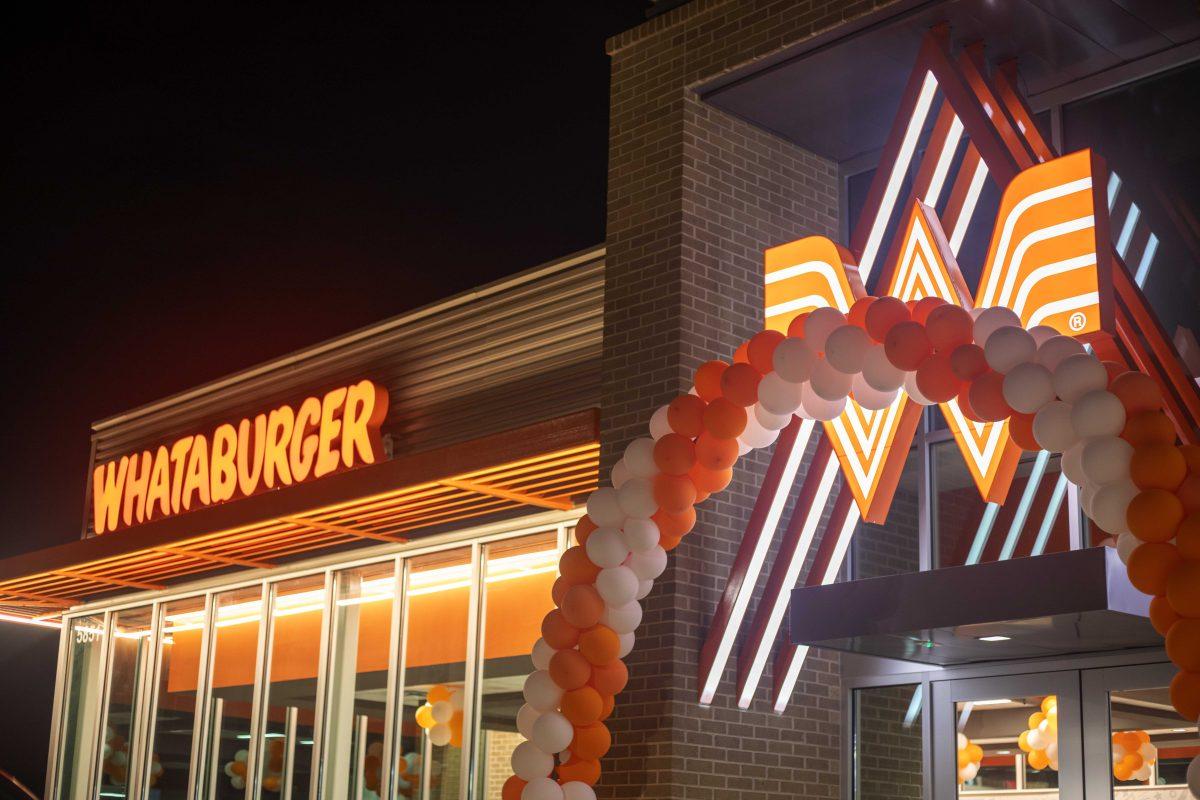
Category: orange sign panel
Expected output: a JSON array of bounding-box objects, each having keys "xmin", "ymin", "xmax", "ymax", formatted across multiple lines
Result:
[{"xmin": 92, "ymin": 379, "xmax": 389, "ymax": 534}]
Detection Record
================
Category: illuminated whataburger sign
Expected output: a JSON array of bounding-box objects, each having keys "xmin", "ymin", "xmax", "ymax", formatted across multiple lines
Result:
[{"xmin": 92, "ymin": 379, "xmax": 389, "ymax": 534}]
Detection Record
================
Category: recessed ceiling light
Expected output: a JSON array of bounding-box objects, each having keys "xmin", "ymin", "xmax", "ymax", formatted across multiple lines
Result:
[
  {"xmin": 978, "ymin": 635, "xmax": 1011, "ymax": 642},
  {"xmin": 1173, "ymin": 728, "xmax": 1191, "ymax": 733},
  {"xmin": 996, "ymin": 750, "xmax": 1011, "ymax": 755},
  {"xmin": 971, "ymin": 698, "xmax": 1013, "ymax": 706}
]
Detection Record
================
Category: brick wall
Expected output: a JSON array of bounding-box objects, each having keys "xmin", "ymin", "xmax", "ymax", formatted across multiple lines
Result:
[
  {"xmin": 601, "ymin": 1, "xmax": 904, "ymax": 797},
  {"xmin": 853, "ymin": 683, "xmax": 924, "ymax": 799}
]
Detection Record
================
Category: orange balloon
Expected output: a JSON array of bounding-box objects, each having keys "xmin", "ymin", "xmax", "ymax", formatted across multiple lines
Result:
[
  {"xmin": 955, "ymin": 383, "xmax": 983, "ymax": 423},
  {"xmin": 541, "ymin": 610, "xmax": 582, "ymax": 649},
  {"xmin": 690, "ymin": 463, "xmax": 732, "ymax": 494},
  {"xmin": 1102, "ymin": 360, "xmax": 1128, "ymax": 386},
  {"xmin": 231, "ymin": 760, "xmax": 247, "ymax": 777},
  {"xmin": 848, "ymin": 296, "xmax": 876, "ymax": 329},
  {"xmin": 747, "ymin": 330, "xmax": 785, "ymax": 374},
  {"xmin": 560, "ymin": 686, "xmax": 603, "ymax": 726},
  {"xmin": 1009, "ymin": 412, "xmax": 1039, "ymax": 451},
  {"xmin": 1178, "ymin": 475, "xmax": 1200, "ymax": 515},
  {"xmin": 969, "ymin": 370, "xmax": 1012, "ymax": 422},
  {"xmin": 1111, "ymin": 371, "xmax": 1163, "ymax": 415},
  {"xmin": 1171, "ymin": 670, "xmax": 1200, "ymax": 721},
  {"xmin": 1182, "ymin": 445, "xmax": 1200, "ymax": 474},
  {"xmin": 721, "ymin": 362, "xmax": 762, "ymax": 406},
  {"xmin": 1126, "ymin": 541, "xmax": 1183, "ymax": 596},
  {"xmin": 1131, "ymin": 444, "xmax": 1187, "ymax": 491},
  {"xmin": 915, "ymin": 353, "xmax": 962, "ymax": 403},
  {"xmin": 571, "ymin": 722, "xmax": 612, "ymax": 761},
  {"xmin": 1167, "ymin": 618, "xmax": 1200, "ymax": 671},
  {"xmin": 560, "ymin": 547, "xmax": 601, "ymax": 584},
  {"xmin": 262, "ymin": 775, "xmax": 281, "ymax": 792},
  {"xmin": 556, "ymin": 757, "xmax": 601, "ymax": 786},
  {"xmin": 865, "ymin": 296, "xmax": 910, "ymax": 342},
  {"xmin": 428, "ymin": 684, "xmax": 453, "ymax": 704},
  {"xmin": 911, "ymin": 296, "xmax": 947, "ymax": 325},
  {"xmin": 660, "ymin": 531, "xmax": 684, "ymax": 551},
  {"xmin": 1150, "ymin": 595, "xmax": 1180, "ymax": 636},
  {"xmin": 950, "ymin": 343, "xmax": 989, "ymax": 380},
  {"xmin": 695, "ymin": 432, "xmax": 738, "ymax": 471},
  {"xmin": 733, "ymin": 342, "xmax": 750, "ymax": 364},
  {"xmin": 549, "ymin": 648, "xmax": 593, "ymax": 691},
  {"xmin": 1168, "ymin": 559, "xmax": 1200, "ymax": 618},
  {"xmin": 575, "ymin": 516, "xmax": 597, "ymax": 545},
  {"xmin": 1127, "ymin": 489, "xmax": 1185, "ymax": 543},
  {"xmin": 654, "ymin": 433, "xmax": 696, "ymax": 476},
  {"xmin": 562, "ymin": 584, "xmax": 605, "ymax": 629},
  {"xmin": 599, "ymin": 692, "xmax": 615, "ymax": 720},
  {"xmin": 694, "ymin": 361, "xmax": 728, "ymax": 403},
  {"xmin": 1123, "ymin": 410, "xmax": 1176, "ymax": 447},
  {"xmin": 884, "ymin": 320, "xmax": 931, "ymax": 371},
  {"xmin": 579, "ymin": 625, "xmax": 620, "ymax": 665},
  {"xmin": 449, "ymin": 717, "xmax": 464, "ymax": 747},
  {"xmin": 654, "ymin": 473, "xmax": 697, "ymax": 514},
  {"xmin": 925, "ymin": 304, "xmax": 974, "ymax": 353},
  {"xmin": 653, "ymin": 506, "xmax": 696, "ymax": 539},
  {"xmin": 589, "ymin": 659, "xmax": 629, "ymax": 695},
  {"xmin": 786, "ymin": 312, "xmax": 810, "ymax": 338},
  {"xmin": 552, "ymin": 577, "xmax": 569, "ymax": 607},
  {"xmin": 502, "ymin": 776, "xmax": 527, "ymax": 800},
  {"xmin": 667, "ymin": 393, "xmax": 706, "ymax": 438},
  {"xmin": 1178, "ymin": 513, "xmax": 1200, "ymax": 559},
  {"xmin": 703, "ymin": 398, "xmax": 747, "ymax": 439}
]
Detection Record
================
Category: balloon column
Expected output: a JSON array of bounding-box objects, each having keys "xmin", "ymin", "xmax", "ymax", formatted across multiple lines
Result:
[
  {"xmin": 415, "ymin": 684, "xmax": 466, "ymax": 747},
  {"xmin": 362, "ymin": 743, "xmax": 422, "ymax": 800},
  {"xmin": 956, "ymin": 733, "xmax": 983, "ymax": 785},
  {"xmin": 101, "ymin": 726, "xmax": 164, "ymax": 788},
  {"xmin": 1017, "ymin": 696, "xmax": 1059, "ymax": 772},
  {"xmin": 225, "ymin": 740, "xmax": 285, "ymax": 792},
  {"xmin": 1112, "ymin": 730, "xmax": 1158, "ymax": 783},
  {"xmin": 501, "ymin": 295, "xmax": 1200, "ymax": 800}
]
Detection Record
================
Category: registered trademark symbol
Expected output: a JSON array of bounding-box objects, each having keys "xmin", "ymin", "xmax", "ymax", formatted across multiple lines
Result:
[{"xmin": 1069, "ymin": 312, "xmax": 1086, "ymax": 331}]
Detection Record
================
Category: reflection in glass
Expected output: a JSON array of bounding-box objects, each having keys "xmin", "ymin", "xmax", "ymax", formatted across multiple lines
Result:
[
  {"xmin": 202, "ymin": 585, "xmax": 264, "ymax": 799},
  {"xmin": 55, "ymin": 614, "xmax": 106, "ymax": 799},
  {"xmin": 1109, "ymin": 686, "xmax": 1198, "ymax": 792},
  {"xmin": 955, "ymin": 696, "xmax": 1058, "ymax": 796},
  {"xmin": 475, "ymin": 534, "xmax": 559, "ymax": 798},
  {"xmin": 97, "ymin": 606, "xmax": 154, "ymax": 797},
  {"xmin": 323, "ymin": 560, "xmax": 397, "ymax": 799},
  {"xmin": 401, "ymin": 548, "xmax": 473, "ymax": 799},
  {"xmin": 147, "ymin": 596, "xmax": 208, "ymax": 797},
  {"xmin": 260, "ymin": 574, "xmax": 327, "ymax": 797},
  {"xmin": 854, "ymin": 683, "xmax": 923, "ymax": 799}
]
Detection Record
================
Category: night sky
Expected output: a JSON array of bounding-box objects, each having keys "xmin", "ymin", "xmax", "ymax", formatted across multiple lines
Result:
[{"xmin": 0, "ymin": 2, "xmax": 646, "ymax": 785}]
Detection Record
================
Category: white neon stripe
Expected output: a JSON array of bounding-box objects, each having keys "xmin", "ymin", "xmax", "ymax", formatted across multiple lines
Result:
[
  {"xmin": 1135, "ymin": 233, "xmax": 1159, "ymax": 287},
  {"xmin": 903, "ymin": 684, "xmax": 924, "ymax": 728},
  {"xmin": 860, "ymin": 71, "xmax": 939, "ymax": 279},
  {"xmin": 1107, "ymin": 172, "xmax": 1122, "ymax": 210},
  {"xmin": 998, "ymin": 450, "xmax": 1050, "ymax": 560},
  {"xmin": 943, "ymin": 398, "xmax": 1006, "ymax": 474},
  {"xmin": 0, "ymin": 613, "xmax": 61, "ymax": 629},
  {"xmin": 773, "ymin": 503, "xmax": 861, "ymax": 713},
  {"xmin": 965, "ymin": 503, "xmax": 1001, "ymax": 565},
  {"xmin": 1027, "ymin": 292, "xmax": 1099, "ymax": 328},
  {"xmin": 1031, "ymin": 473, "xmax": 1069, "ymax": 556},
  {"xmin": 699, "ymin": 420, "xmax": 814, "ymax": 705},
  {"xmin": 739, "ymin": 457, "xmax": 840, "ymax": 709},
  {"xmin": 766, "ymin": 294, "xmax": 844, "ymax": 320},
  {"xmin": 1010, "ymin": 252, "xmax": 1097, "ymax": 320},
  {"xmin": 1117, "ymin": 203, "xmax": 1141, "ymax": 258},
  {"xmin": 950, "ymin": 159, "xmax": 989, "ymax": 256},
  {"xmin": 995, "ymin": 215, "xmax": 1095, "ymax": 309},
  {"xmin": 829, "ymin": 395, "xmax": 905, "ymax": 496},
  {"xmin": 924, "ymin": 115, "xmax": 964, "ymax": 208}
]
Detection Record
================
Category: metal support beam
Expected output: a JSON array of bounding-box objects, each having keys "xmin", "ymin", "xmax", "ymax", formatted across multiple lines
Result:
[
  {"xmin": 152, "ymin": 546, "xmax": 275, "ymax": 570},
  {"xmin": 278, "ymin": 517, "xmax": 408, "ymax": 543},
  {"xmin": 438, "ymin": 478, "xmax": 574, "ymax": 511}
]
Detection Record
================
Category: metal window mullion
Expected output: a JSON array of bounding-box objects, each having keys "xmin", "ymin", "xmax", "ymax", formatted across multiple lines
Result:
[
  {"xmin": 187, "ymin": 592, "xmax": 216, "ymax": 800},
  {"xmin": 246, "ymin": 581, "xmax": 274, "ymax": 800},
  {"xmin": 459, "ymin": 542, "xmax": 485, "ymax": 800},
  {"xmin": 307, "ymin": 570, "xmax": 335, "ymax": 800},
  {"xmin": 89, "ymin": 610, "xmax": 116, "ymax": 800},
  {"xmin": 45, "ymin": 615, "xmax": 72, "ymax": 800},
  {"xmin": 128, "ymin": 601, "xmax": 163, "ymax": 800},
  {"xmin": 382, "ymin": 556, "xmax": 405, "ymax": 800}
]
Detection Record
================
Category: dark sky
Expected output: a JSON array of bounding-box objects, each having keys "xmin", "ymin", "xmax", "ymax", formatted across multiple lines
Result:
[{"xmin": 0, "ymin": 2, "xmax": 646, "ymax": 785}]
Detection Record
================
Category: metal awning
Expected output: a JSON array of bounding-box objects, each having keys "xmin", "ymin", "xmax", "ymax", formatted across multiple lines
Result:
[
  {"xmin": 0, "ymin": 410, "xmax": 598, "ymax": 623},
  {"xmin": 790, "ymin": 547, "xmax": 1159, "ymax": 665}
]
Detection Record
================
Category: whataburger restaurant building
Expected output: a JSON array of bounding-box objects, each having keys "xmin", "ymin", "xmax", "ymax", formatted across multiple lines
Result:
[{"xmin": 6, "ymin": 2, "xmax": 1200, "ymax": 800}]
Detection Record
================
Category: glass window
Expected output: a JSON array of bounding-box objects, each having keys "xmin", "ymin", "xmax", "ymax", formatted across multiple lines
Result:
[
  {"xmin": 55, "ymin": 614, "xmax": 107, "ymax": 799},
  {"xmin": 202, "ymin": 585, "xmax": 264, "ymax": 799},
  {"xmin": 475, "ymin": 533, "xmax": 559, "ymax": 798},
  {"xmin": 146, "ymin": 596, "xmax": 208, "ymax": 797},
  {"xmin": 259, "ymin": 574, "xmax": 328, "ymax": 797},
  {"xmin": 322, "ymin": 560, "xmax": 398, "ymax": 799},
  {"xmin": 401, "ymin": 547, "xmax": 474, "ymax": 800},
  {"xmin": 1108, "ymin": 686, "xmax": 1197, "ymax": 792},
  {"xmin": 956, "ymin": 696, "xmax": 1059, "ymax": 796},
  {"xmin": 854, "ymin": 683, "xmax": 924, "ymax": 799},
  {"xmin": 852, "ymin": 446, "xmax": 920, "ymax": 580},
  {"xmin": 97, "ymin": 606, "xmax": 154, "ymax": 798}
]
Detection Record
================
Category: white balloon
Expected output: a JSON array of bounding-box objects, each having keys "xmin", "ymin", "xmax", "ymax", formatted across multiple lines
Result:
[
  {"xmin": 585, "ymin": 528, "xmax": 631, "ymax": 569},
  {"xmin": 737, "ymin": 439, "xmax": 752, "ymax": 456},
  {"xmin": 636, "ymin": 578, "xmax": 653, "ymax": 599},
  {"xmin": 801, "ymin": 382, "xmax": 847, "ymax": 420},
  {"xmin": 596, "ymin": 566, "xmax": 639, "ymax": 606},
  {"xmin": 610, "ymin": 459, "xmax": 631, "ymax": 490},
  {"xmin": 1080, "ymin": 483, "xmax": 1098, "ymax": 518},
  {"xmin": 862, "ymin": 343, "xmax": 905, "ymax": 392},
  {"xmin": 957, "ymin": 733, "xmax": 968, "ymax": 750},
  {"xmin": 648, "ymin": 406, "xmax": 672, "ymax": 440},
  {"xmin": 1093, "ymin": 480, "xmax": 1139, "ymax": 535},
  {"xmin": 431, "ymin": 700, "xmax": 454, "ymax": 724},
  {"xmin": 1113, "ymin": 743, "xmax": 1127, "ymax": 761},
  {"xmin": 624, "ymin": 438, "xmax": 658, "ymax": 478},
  {"xmin": 985, "ymin": 326, "xmax": 1037, "ymax": 373},
  {"xmin": 517, "ymin": 703, "xmax": 542, "ymax": 740},
  {"xmin": 1071, "ymin": 389, "xmax": 1126, "ymax": 439},
  {"xmin": 523, "ymin": 670, "xmax": 563, "ymax": 711},
  {"xmin": 231, "ymin": 776, "xmax": 245, "ymax": 791},
  {"xmin": 903, "ymin": 370, "xmax": 935, "ymax": 406},
  {"xmin": 531, "ymin": 711, "xmax": 574, "ymax": 754},
  {"xmin": 601, "ymin": 600, "xmax": 643, "ymax": 634},
  {"xmin": 586, "ymin": 488, "xmax": 624, "ymax": 528},
  {"xmin": 1133, "ymin": 763, "xmax": 1152, "ymax": 783},
  {"xmin": 428, "ymin": 724, "xmax": 452, "ymax": 746},
  {"xmin": 962, "ymin": 762, "xmax": 979, "ymax": 782},
  {"xmin": 1061, "ymin": 442, "xmax": 1087, "ymax": 486},
  {"xmin": 738, "ymin": 411, "xmax": 779, "ymax": 449},
  {"xmin": 1118, "ymin": 533, "xmax": 1139, "ymax": 565},
  {"xmin": 618, "ymin": 631, "xmax": 636, "ymax": 657},
  {"xmin": 1037, "ymin": 335, "xmax": 1087, "ymax": 371},
  {"xmin": 754, "ymin": 402, "xmax": 792, "ymax": 431},
  {"xmin": 618, "ymin": 477, "xmax": 658, "ymax": 519},
  {"xmin": 1054, "ymin": 354, "xmax": 1109, "ymax": 404},
  {"xmin": 1139, "ymin": 741, "xmax": 1158, "ymax": 762},
  {"xmin": 974, "ymin": 307, "xmax": 1022, "ymax": 347},
  {"xmin": 852, "ymin": 373, "xmax": 898, "ymax": 411},
  {"xmin": 1028, "ymin": 325, "xmax": 1059, "ymax": 346},
  {"xmin": 531, "ymin": 638, "xmax": 555, "ymax": 670},
  {"xmin": 511, "ymin": 741, "xmax": 554, "ymax": 781},
  {"xmin": 757, "ymin": 372, "xmax": 804, "ymax": 416},
  {"xmin": 1027, "ymin": 728, "xmax": 1045, "ymax": 750},
  {"xmin": 803, "ymin": 307, "xmax": 847, "ymax": 352},
  {"xmin": 1003, "ymin": 361, "xmax": 1055, "ymax": 414},
  {"xmin": 561, "ymin": 781, "xmax": 598, "ymax": 800},
  {"xmin": 524, "ymin": 778, "xmax": 566, "ymax": 800},
  {"xmin": 824, "ymin": 324, "xmax": 872, "ymax": 374},
  {"xmin": 1033, "ymin": 401, "xmax": 1077, "ymax": 453},
  {"xmin": 628, "ymin": 545, "xmax": 668, "ymax": 580},
  {"xmin": 773, "ymin": 337, "xmax": 817, "ymax": 383},
  {"xmin": 621, "ymin": 517, "xmax": 660, "ymax": 552},
  {"xmin": 1187, "ymin": 755, "xmax": 1200, "ymax": 797},
  {"xmin": 810, "ymin": 357, "xmax": 852, "ymax": 401}
]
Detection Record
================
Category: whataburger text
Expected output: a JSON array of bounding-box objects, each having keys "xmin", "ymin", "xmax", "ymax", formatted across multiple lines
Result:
[{"xmin": 92, "ymin": 380, "xmax": 389, "ymax": 534}]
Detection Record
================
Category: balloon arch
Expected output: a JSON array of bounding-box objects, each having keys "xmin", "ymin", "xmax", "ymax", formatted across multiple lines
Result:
[{"xmin": 496, "ymin": 296, "xmax": 1200, "ymax": 800}]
